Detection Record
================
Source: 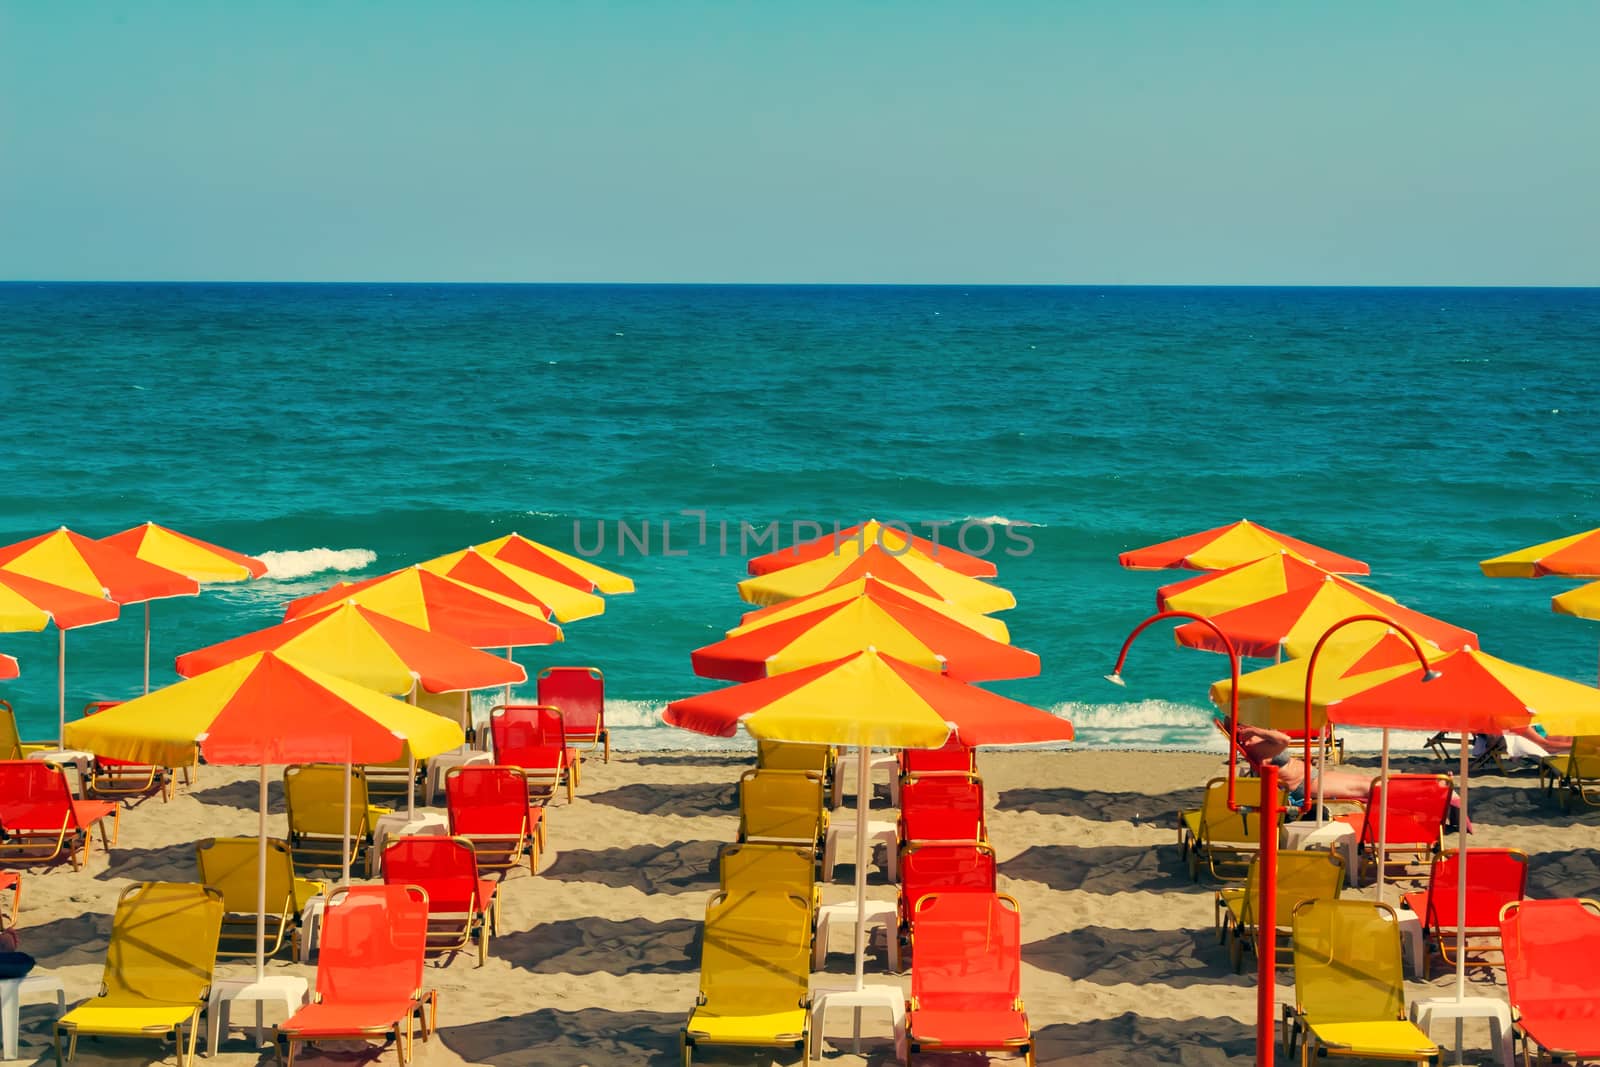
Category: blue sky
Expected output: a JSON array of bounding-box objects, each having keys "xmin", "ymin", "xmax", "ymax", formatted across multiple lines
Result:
[{"xmin": 1, "ymin": 2, "xmax": 1595, "ymax": 284}]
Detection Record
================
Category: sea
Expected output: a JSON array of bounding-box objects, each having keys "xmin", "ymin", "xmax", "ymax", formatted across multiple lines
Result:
[{"xmin": 2, "ymin": 283, "xmax": 1598, "ymax": 753}]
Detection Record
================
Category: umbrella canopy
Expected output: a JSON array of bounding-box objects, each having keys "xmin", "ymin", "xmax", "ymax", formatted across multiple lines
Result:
[
  {"xmin": 1159, "ymin": 553, "xmax": 1395, "ymax": 617},
  {"xmin": 65, "ymin": 650, "xmax": 465, "ymax": 768},
  {"xmin": 693, "ymin": 595, "xmax": 1039, "ymax": 683},
  {"xmin": 0, "ymin": 654, "xmax": 16, "ymax": 681},
  {"xmin": 1480, "ymin": 528, "xmax": 1600, "ymax": 579},
  {"xmin": 0, "ymin": 569, "xmax": 120, "ymax": 631},
  {"xmin": 1210, "ymin": 627, "xmax": 1448, "ymax": 730},
  {"xmin": 1119, "ymin": 519, "xmax": 1370, "ymax": 575},
  {"xmin": 100, "ymin": 522, "xmax": 267, "ymax": 583},
  {"xmin": 419, "ymin": 547, "xmax": 605, "ymax": 623},
  {"xmin": 745, "ymin": 519, "xmax": 998, "ymax": 578},
  {"xmin": 476, "ymin": 533, "xmax": 635, "ymax": 595},
  {"xmin": 737, "ymin": 545, "xmax": 1016, "ymax": 614},
  {"xmin": 1173, "ymin": 578, "xmax": 1477, "ymax": 660},
  {"xmin": 0, "ymin": 527, "xmax": 199, "ymax": 604},
  {"xmin": 1552, "ymin": 580, "xmax": 1600, "ymax": 621},
  {"xmin": 284, "ymin": 566, "xmax": 562, "ymax": 649},
  {"xmin": 665, "ymin": 649, "xmax": 1069, "ymax": 748},
  {"xmin": 175, "ymin": 601, "xmax": 526, "ymax": 696},
  {"xmin": 728, "ymin": 575, "xmax": 1011, "ymax": 643}
]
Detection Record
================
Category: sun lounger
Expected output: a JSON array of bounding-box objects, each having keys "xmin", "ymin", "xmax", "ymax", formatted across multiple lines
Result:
[
  {"xmin": 718, "ymin": 843, "xmax": 818, "ymax": 914},
  {"xmin": 54, "ymin": 881, "xmax": 224, "ymax": 1067},
  {"xmin": 0, "ymin": 871, "xmax": 17, "ymax": 925},
  {"xmin": 682, "ymin": 889, "xmax": 812, "ymax": 1065},
  {"xmin": 536, "ymin": 666, "xmax": 610, "ymax": 763},
  {"xmin": 445, "ymin": 765, "xmax": 545, "ymax": 875},
  {"xmin": 899, "ymin": 772, "xmax": 987, "ymax": 846},
  {"xmin": 81, "ymin": 701, "xmax": 176, "ymax": 802},
  {"xmin": 382, "ymin": 836, "xmax": 499, "ymax": 967},
  {"xmin": 736, "ymin": 769, "xmax": 827, "ymax": 849},
  {"xmin": 1335, "ymin": 773, "xmax": 1451, "ymax": 882},
  {"xmin": 283, "ymin": 764, "xmax": 391, "ymax": 874},
  {"xmin": 490, "ymin": 704, "xmax": 581, "ymax": 803},
  {"xmin": 0, "ymin": 760, "xmax": 118, "ymax": 870},
  {"xmin": 0, "ymin": 701, "xmax": 51, "ymax": 759},
  {"xmin": 277, "ymin": 884, "xmax": 436, "ymax": 1067},
  {"xmin": 1179, "ymin": 776, "xmax": 1289, "ymax": 882},
  {"xmin": 756, "ymin": 739, "xmax": 834, "ymax": 777},
  {"xmin": 1399, "ymin": 848, "xmax": 1527, "ymax": 972},
  {"xmin": 898, "ymin": 840, "xmax": 997, "ymax": 941},
  {"xmin": 907, "ymin": 892, "xmax": 1033, "ymax": 1065},
  {"xmin": 1216, "ymin": 849, "xmax": 1344, "ymax": 973},
  {"xmin": 1538, "ymin": 735, "xmax": 1600, "ymax": 811},
  {"xmin": 1499, "ymin": 898, "xmax": 1600, "ymax": 1065},
  {"xmin": 195, "ymin": 837, "xmax": 326, "ymax": 961},
  {"xmin": 899, "ymin": 736, "xmax": 976, "ymax": 777},
  {"xmin": 1282, "ymin": 898, "xmax": 1438, "ymax": 1066}
]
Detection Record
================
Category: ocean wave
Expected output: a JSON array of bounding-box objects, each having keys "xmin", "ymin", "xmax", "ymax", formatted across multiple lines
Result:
[
  {"xmin": 256, "ymin": 548, "xmax": 378, "ymax": 581},
  {"xmin": 1052, "ymin": 698, "xmax": 1215, "ymax": 732},
  {"xmin": 958, "ymin": 515, "xmax": 1038, "ymax": 527}
]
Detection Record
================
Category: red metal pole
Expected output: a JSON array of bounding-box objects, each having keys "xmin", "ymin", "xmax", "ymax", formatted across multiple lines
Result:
[{"xmin": 1256, "ymin": 762, "xmax": 1279, "ymax": 1067}]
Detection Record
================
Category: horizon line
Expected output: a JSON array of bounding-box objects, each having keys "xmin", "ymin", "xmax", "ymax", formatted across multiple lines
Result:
[{"xmin": 3, "ymin": 279, "xmax": 1599, "ymax": 290}]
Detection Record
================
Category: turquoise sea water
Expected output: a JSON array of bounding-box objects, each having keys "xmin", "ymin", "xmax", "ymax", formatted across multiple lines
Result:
[{"xmin": 2, "ymin": 283, "xmax": 1598, "ymax": 751}]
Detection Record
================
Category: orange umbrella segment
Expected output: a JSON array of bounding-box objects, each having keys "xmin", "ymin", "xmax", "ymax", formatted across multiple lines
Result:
[
  {"xmin": 285, "ymin": 567, "xmax": 562, "ymax": 650},
  {"xmin": 745, "ymin": 519, "xmax": 998, "ymax": 578},
  {"xmin": 1158, "ymin": 552, "xmax": 1394, "ymax": 617},
  {"xmin": 729, "ymin": 575, "xmax": 1010, "ymax": 643},
  {"xmin": 1120, "ymin": 519, "xmax": 1369, "ymax": 575}
]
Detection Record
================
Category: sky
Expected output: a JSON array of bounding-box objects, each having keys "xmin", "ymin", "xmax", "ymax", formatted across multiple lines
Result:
[{"xmin": 1, "ymin": 2, "xmax": 1596, "ymax": 285}]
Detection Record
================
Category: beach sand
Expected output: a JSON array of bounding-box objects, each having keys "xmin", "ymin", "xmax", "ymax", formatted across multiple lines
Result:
[{"xmin": 10, "ymin": 749, "xmax": 1598, "ymax": 1066}]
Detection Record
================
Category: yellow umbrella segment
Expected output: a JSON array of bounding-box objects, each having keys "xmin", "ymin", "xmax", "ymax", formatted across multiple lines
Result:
[
  {"xmin": 727, "ymin": 575, "xmax": 1011, "ymax": 643},
  {"xmin": 419, "ymin": 547, "xmax": 605, "ymax": 623},
  {"xmin": 737, "ymin": 544, "xmax": 1015, "ymax": 614},
  {"xmin": 475, "ymin": 533, "xmax": 635, "ymax": 595}
]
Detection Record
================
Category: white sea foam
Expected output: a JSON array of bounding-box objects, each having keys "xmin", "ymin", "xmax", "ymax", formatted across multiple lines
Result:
[
  {"xmin": 959, "ymin": 515, "xmax": 1036, "ymax": 527},
  {"xmin": 257, "ymin": 548, "xmax": 378, "ymax": 581},
  {"xmin": 1053, "ymin": 698, "xmax": 1215, "ymax": 732}
]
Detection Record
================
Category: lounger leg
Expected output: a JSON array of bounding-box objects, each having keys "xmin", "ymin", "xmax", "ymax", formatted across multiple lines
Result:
[
  {"xmin": 602, "ymin": 730, "xmax": 610, "ymax": 763},
  {"xmin": 53, "ymin": 1025, "xmax": 64, "ymax": 1067}
]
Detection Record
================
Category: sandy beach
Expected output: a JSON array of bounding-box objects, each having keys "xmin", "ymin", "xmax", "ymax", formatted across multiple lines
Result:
[{"xmin": 6, "ymin": 747, "xmax": 1595, "ymax": 1066}]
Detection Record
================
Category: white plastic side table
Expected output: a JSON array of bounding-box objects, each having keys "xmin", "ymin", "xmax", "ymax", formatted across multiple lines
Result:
[
  {"xmin": 831, "ymin": 751, "xmax": 901, "ymax": 807},
  {"xmin": 810, "ymin": 984, "xmax": 907, "ymax": 1064},
  {"xmin": 814, "ymin": 900, "xmax": 900, "ymax": 972},
  {"xmin": 424, "ymin": 748, "xmax": 494, "ymax": 803},
  {"xmin": 1394, "ymin": 911, "xmax": 1427, "ymax": 979},
  {"xmin": 298, "ymin": 896, "xmax": 326, "ymax": 963},
  {"xmin": 1409, "ymin": 995, "xmax": 1514, "ymax": 1067},
  {"xmin": 821, "ymin": 819, "xmax": 898, "ymax": 882},
  {"xmin": 206, "ymin": 975, "xmax": 309, "ymax": 1055},
  {"xmin": 0, "ymin": 973, "xmax": 65, "ymax": 1060},
  {"xmin": 1280, "ymin": 820, "xmax": 1358, "ymax": 884},
  {"xmin": 367, "ymin": 812, "xmax": 450, "ymax": 876}
]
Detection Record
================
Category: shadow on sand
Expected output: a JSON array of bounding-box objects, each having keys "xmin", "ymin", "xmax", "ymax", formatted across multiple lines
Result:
[
  {"xmin": 998, "ymin": 844, "xmax": 1201, "ymax": 895},
  {"xmin": 1023, "ymin": 926, "xmax": 1252, "ymax": 988},
  {"xmin": 435, "ymin": 1007, "xmax": 684, "ymax": 1065},
  {"xmin": 493, "ymin": 916, "xmax": 703, "ymax": 976},
  {"xmin": 996, "ymin": 786, "xmax": 1205, "ymax": 826},
  {"xmin": 1033, "ymin": 1013, "xmax": 1254, "ymax": 1066},
  {"xmin": 539, "ymin": 839, "xmax": 720, "ymax": 894},
  {"xmin": 583, "ymin": 781, "xmax": 737, "ymax": 818}
]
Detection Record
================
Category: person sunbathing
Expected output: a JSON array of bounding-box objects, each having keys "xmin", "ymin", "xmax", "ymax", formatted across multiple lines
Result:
[{"xmin": 1225, "ymin": 719, "xmax": 1375, "ymax": 810}]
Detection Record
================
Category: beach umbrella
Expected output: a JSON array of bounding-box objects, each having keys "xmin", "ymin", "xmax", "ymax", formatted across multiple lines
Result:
[
  {"xmin": 1480, "ymin": 528, "xmax": 1600, "ymax": 578},
  {"xmin": 1551, "ymin": 581, "xmax": 1600, "ymax": 683},
  {"xmin": 665, "ymin": 649, "xmax": 1071, "ymax": 998},
  {"xmin": 101, "ymin": 522, "xmax": 268, "ymax": 694},
  {"xmin": 737, "ymin": 544, "xmax": 1016, "ymax": 614},
  {"xmin": 476, "ymin": 532, "xmax": 635, "ymax": 595},
  {"xmin": 0, "ymin": 570, "xmax": 122, "ymax": 725},
  {"xmin": 420, "ymin": 547, "xmax": 605, "ymax": 623},
  {"xmin": 1327, "ymin": 648, "xmax": 1600, "ymax": 1043},
  {"xmin": 692, "ymin": 595, "xmax": 1040, "ymax": 683},
  {"xmin": 0, "ymin": 529, "xmax": 194, "ymax": 737},
  {"xmin": 1172, "ymin": 578, "xmax": 1477, "ymax": 660},
  {"xmin": 745, "ymin": 519, "xmax": 998, "ymax": 578},
  {"xmin": 65, "ymin": 651, "xmax": 463, "ymax": 989},
  {"xmin": 284, "ymin": 566, "xmax": 562, "ymax": 647},
  {"xmin": 0, "ymin": 654, "xmax": 16, "ymax": 681},
  {"xmin": 729, "ymin": 575, "xmax": 1011, "ymax": 643},
  {"xmin": 1158, "ymin": 553, "xmax": 1395, "ymax": 618},
  {"xmin": 1119, "ymin": 519, "xmax": 1370, "ymax": 575}
]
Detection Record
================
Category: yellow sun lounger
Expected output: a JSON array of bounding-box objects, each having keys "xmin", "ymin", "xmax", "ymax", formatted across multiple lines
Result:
[
  {"xmin": 736, "ymin": 769, "xmax": 827, "ymax": 849},
  {"xmin": 283, "ymin": 764, "xmax": 391, "ymax": 874},
  {"xmin": 55, "ymin": 882, "xmax": 225, "ymax": 1067},
  {"xmin": 683, "ymin": 890, "xmax": 812, "ymax": 1065},
  {"xmin": 756, "ymin": 740, "xmax": 834, "ymax": 777},
  {"xmin": 196, "ymin": 837, "xmax": 326, "ymax": 960},
  {"xmin": 1178, "ymin": 776, "xmax": 1286, "ymax": 882},
  {"xmin": 1215, "ymin": 849, "xmax": 1344, "ymax": 972},
  {"xmin": 1282, "ymin": 898, "xmax": 1438, "ymax": 1067},
  {"xmin": 1538, "ymin": 735, "xmax": 1600, "ymax": 811},
  {"xmin": 0, "ymin": 700, "xmax": 53, "ymax": 759},
  {"xmin": 718, "ymin": 843, "xmax": 820, "ymax": 915}
]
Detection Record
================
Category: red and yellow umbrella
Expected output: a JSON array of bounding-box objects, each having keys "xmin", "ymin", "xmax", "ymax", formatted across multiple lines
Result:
[
  {"xmin": 745, "ymin": 519, "xmax": 998, "ymax": 578},
  {"xmin": 1119, "ymin": 519, "xmax": 1369, "ymax": 575},
  {"xmin": 476, "ymin": 533, "xmax": 635, "ymax": 595},
  {"xmin": 1480, "ymin": 528, "xmax": 1600, "ymax": 579},
  {"xmin": 0, "ymin": 654, "xmax": 17, "ymax": 681},
  {"xmin": 737, "ymin": 544, "xmax": 1015, "ymax": 614},
  {"xmin": 1173, "ymin": 578, "xmax": 1477, "ymax": 660},
  {"xmin": 729, "ymin": 575, "xmax": 1011, "ymax": 643},
  {"xmin": 100, "ymin": 522, "xmax": 266, "ymax": 583},
  {"xmin": 419, "ymin": 547, "xmax": 605, "ymax": 623},
  {"xmin": 691, "ymin": 594, "xmax": 1040, "ymax": 683},
  {"xmin": 0, "ymin": 571, "xmax": 121, "ymax": 728},
  {"xmin": 285, "ymin": 566, "xmax": 562, "ymax": 649},
  {"xmin": 176, "ymin": 601, "xmax": 526, "ymax": 696},
  {"xmin": 1158, "ymin": 553, "xmax": 1394, "ymax": 617}
]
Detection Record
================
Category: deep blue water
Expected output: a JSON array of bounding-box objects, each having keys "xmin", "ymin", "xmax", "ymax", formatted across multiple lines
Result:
[{"xmin": 2, "ymin": 283, "xmax": 1598, "ymax": 749}]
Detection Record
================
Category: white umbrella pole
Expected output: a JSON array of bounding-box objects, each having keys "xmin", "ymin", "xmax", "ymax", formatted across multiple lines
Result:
[
  {"xmin": 1375, "ymin": 728, "xmax": 1391, "ymax": 902},
  {"xmin": 57, "ymin": 630, "xmax": 66, "ymax": 742},
  {"xmin": 143, "ymin": 602, "xmax": 151, "ymax": 695},
  {"xmin": 341, "ymin": 761, "xmax": 352, "ymax": 888},
  {"xmin": 1456, "ymin": 731, "xmax": 1469, "ymax": 1006},
  {"xmin": 256, "ymin": 764, "xmax": 268, "ymax": 983},
  {"xmin": 1316, "ymin": 726, "xmax": 1329, "ymax": 826},
  {"xmin": 852, "ymin": 743, "xmax": 870, "ymax": 993}
]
